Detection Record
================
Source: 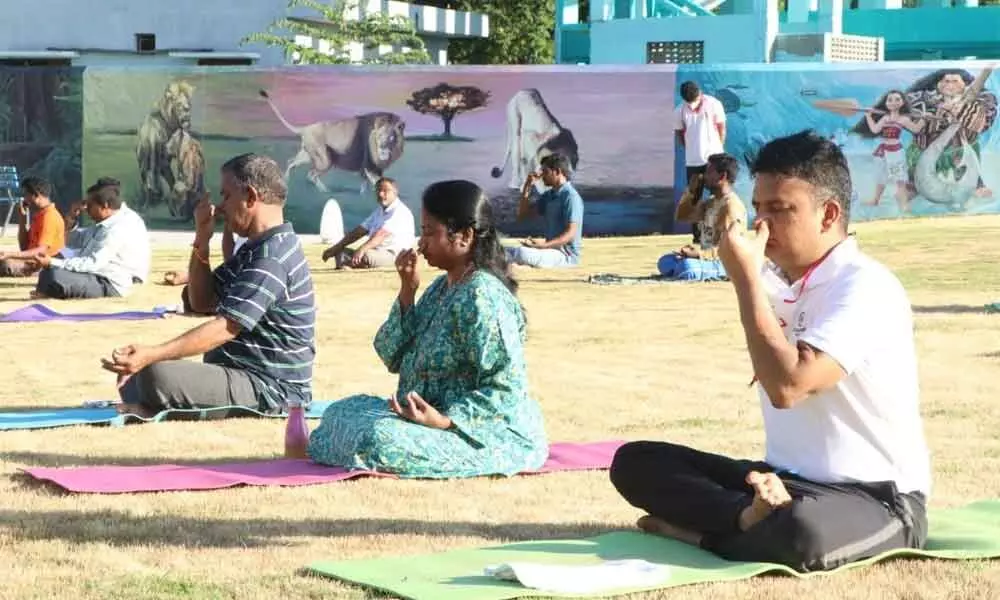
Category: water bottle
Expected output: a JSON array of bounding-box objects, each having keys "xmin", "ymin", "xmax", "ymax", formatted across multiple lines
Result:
[{"xmin": 284, "ymin": 401, "xmax": 310, "ymax": 459}]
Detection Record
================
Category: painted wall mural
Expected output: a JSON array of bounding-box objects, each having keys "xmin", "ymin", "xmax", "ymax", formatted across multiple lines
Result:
[
  {"xmin": 0, "ymin": 67, "xmax": 83, "ymax": 212},
  {"xmin": 82, "ymin": 66, "xmax": 677, "ymax": 236},
  {"xmin": 675, "ymin": 61, "xmax": 1000, "ymax": 225}
]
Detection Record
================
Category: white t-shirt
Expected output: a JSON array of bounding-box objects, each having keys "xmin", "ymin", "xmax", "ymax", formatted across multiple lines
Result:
[
  {"xmin": 361, "ymin": 199, "xmax": 416, "ymax": 253},
  {"xmin": 674, "ymin": 95, "xmax": 726, "ymax": 167},
  {"xmin": 758, "ymin": 237, "xmax": 931, "ymax": 497}
]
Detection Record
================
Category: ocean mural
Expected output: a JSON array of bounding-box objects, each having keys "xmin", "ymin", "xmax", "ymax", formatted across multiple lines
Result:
[
  {"xmin": 82, "ymin": 66, "xmax": 678, "ymax": 236},
  {"xmin": 675, "ymin": 61, "xmax": 1000, "ymax": 224}
]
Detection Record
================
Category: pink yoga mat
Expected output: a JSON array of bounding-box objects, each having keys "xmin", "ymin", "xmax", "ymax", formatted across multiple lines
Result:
[{"xmin": 21, "ymin": 440, "xmax": 625, "ymax": 495}]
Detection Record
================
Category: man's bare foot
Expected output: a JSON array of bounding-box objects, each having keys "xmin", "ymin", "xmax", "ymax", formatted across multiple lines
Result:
[
  {"xmin": 29, "ymin": 290, "xmax": 47, "ymax": 300},
  {"xmin": 975, "ymin": 186, "xmax": 993, "ymax": 198},
  {"xmin": 163, "ymin": 271, "xmax": 189, "ymax": 286},
  {"xmin": 116, "ymin": 403, "xmax": 158, "ymax": 419},
  {"xmin": 739, "ymin": 471, "xmax": 793, "ymax": 531},
  {"xmin": 636, "ymin": 515, "xmax": 702, "ymax": 546}
]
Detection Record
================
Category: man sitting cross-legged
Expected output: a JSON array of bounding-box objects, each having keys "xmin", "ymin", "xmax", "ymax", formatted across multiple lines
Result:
[
  {"xmin": 321, "ymin": 177, "xmax": 415, "ymax": 270},
  {"xmin": 657, "ymin": 152, "xmax": 747, "ymax": 280},
  {"xmin": 609, "ymin": 130, "xmax": 931, "ymax": 573},
  {"xmin": 0, "ymin": 176, "xmax": 65, "ymax": 277},
  {"xmin": 505, "ymin": 154, "xmax": 584, "ymax": 269},
  {"xmin": 102, "ymin": 153, "xmax": 316, "ymax": 418},
  {"xmin": 30, "ymin": 178, "xmax": 149, "ymax": 299}
]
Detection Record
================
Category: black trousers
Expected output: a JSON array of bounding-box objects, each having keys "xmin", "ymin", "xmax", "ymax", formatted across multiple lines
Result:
[
  {"xmin": 685, "ymin": 165, "xmax": 708, "ymax": 244},
  {"xmin": 609, "ymin": 441, "xmax": 928, "ymax": 572}
]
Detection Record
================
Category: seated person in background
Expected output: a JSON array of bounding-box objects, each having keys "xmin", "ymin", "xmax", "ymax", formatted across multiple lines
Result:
[
  {"xmin": 0, "ymin": 176, "xmax": 65, "ymax": 277},
  {"xmin": 30, "ymin": 179, "xmax": 149, "ymax": 299},
  {"xmin": 609, "ymin": 131, "xmax": 930, "ymax": 573},
  {"xmin": 657, "ymin": 152, "xmax": 746, "ymax": 281},
  {"xmin": 102, "ymin": 153, "xmax": 316, "ymax": 418},
  {"xmin": 308, "ymin": 180, "xmax": 548, "ymax": 478},
  {"xmin": 505, "ymin": 154, "xmax": 584, "ymax": 269},
  {"xmin": 59, "ymin": 178, "xmax": 151, "ymax": 283},
  {"xmin": 321, "ymin": 177, "xmax": 415, "ymax": 270}
]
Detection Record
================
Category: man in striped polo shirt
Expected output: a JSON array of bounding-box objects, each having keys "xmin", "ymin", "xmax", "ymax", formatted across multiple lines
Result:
[{"xmin": 103, "ymin": 153, "xmax": 316, "ymax": 417}]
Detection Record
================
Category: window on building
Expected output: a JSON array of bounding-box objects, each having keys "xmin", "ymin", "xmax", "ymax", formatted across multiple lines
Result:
[
  {"xmin": 647, "ymin": 41, "xmax": 704, "ymax": 63},
  {"xmin": 196, "ymin": 58, "xmax": 255, "ymax": 66}
]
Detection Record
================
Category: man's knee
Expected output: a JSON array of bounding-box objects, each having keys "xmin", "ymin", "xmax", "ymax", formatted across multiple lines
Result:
[
  {"xmin": 135, "ymin": 361, "xmax": 188, "ymax": 409},
  {"xmin": 609, "ymin": 441, "xmax": 658, "ymax": 496}
]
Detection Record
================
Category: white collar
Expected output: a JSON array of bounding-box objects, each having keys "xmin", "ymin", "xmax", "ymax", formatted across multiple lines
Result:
[{"xmin": 761, "ymin": 237, "xmax": 858, "ymax": 304}]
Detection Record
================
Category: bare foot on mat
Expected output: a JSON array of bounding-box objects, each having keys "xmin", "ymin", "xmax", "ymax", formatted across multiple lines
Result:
[
  {"xmin": 739, "ymin": 470, "xmax": 793, "ymax": 531},
  {"xmin": 637, "ymin": 515, "xmax": 702, "ymax": 546}
]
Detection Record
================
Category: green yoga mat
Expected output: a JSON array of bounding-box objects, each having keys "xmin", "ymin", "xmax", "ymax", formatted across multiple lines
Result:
[{"xmin": 307, "ymin": 500, "xmax": 1000, "ymax": 600}]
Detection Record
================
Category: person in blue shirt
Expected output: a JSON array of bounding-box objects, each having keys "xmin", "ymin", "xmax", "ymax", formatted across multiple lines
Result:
[
  {"xmin": 506, "ymin": 154, "xmax": 584, "ymax": 268},
  {"xmin": 101, "ymin": 153, "xmax": 316, "ymax": 418}
]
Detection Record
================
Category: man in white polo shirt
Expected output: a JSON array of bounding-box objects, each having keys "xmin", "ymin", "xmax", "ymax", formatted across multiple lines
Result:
[
  {"xmin": 321, "ymin": 177, "xmax": 415, "ymax": 270},
  {"xmin": 610, "ymin": 130, "xmax": 930, "ymax": 573},
  {"xmin": 675, "ymin": 81, "xmax": 726, "ymax": 245}
]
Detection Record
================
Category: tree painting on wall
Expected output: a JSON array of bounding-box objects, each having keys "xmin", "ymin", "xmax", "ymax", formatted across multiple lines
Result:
[{"xmin": 405, "ymin": 83, "xmax": 491, "ymax": 141}]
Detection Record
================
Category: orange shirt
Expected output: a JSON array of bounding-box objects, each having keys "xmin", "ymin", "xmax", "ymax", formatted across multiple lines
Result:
[{"xmin": 27, "ymin": 204, "xmax": 66, "ymax": 256}]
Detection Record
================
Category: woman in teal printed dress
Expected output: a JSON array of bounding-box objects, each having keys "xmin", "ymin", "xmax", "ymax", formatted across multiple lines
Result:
[{"xmin": 308, "ymin": 179, "xmax": 549, "ymax": 478}]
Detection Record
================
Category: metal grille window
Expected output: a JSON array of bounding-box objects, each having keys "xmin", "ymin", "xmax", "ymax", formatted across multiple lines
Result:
[{"xmin": 647, "ymin": 41, "xmax": 704, "ymax": 64}]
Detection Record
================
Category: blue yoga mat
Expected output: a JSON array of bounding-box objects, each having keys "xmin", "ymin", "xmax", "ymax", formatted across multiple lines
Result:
[{"xmin": 0, "ymin": 401, "xmax": 333, "ymax": 431}]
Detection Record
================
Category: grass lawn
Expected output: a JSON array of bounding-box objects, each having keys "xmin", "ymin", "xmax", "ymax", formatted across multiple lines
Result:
[{"xmin": 0, "ymin": 215, "xmax": 998, "ymax": 599}]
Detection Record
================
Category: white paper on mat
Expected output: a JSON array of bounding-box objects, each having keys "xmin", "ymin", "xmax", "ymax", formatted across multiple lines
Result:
[{"xmin": 483, "ymin": 559, "xmax": 671, "ymax": 594}]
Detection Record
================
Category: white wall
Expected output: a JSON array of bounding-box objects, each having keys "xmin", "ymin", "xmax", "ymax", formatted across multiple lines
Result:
[
  {"xmin": 0, "ymin": 0, "xmax": 287, "ymax": 65},
  {"xmin": 0, "ymin": 0, "xmax": 486, "ymax": 67}
]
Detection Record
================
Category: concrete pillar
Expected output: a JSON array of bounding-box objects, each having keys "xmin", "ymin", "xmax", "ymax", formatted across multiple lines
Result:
[
  {"xmin": 817, "ymin": 0, "xmax": 843, "ymax": 34},
  {"xmin": 787, "ymin": 0, "xmax": 811, "ymax": 22},
  {"xmin": 758, "ymin": 0, "xmax": 780, "ymax": 61}
]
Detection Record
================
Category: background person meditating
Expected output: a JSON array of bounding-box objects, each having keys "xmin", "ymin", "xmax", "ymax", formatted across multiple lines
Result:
[
  {"xmin": 320, "ymin": 177, "xmax": 415, "ymax": 270},
  {"xmin": 657, "ymin": 152, "xmax": 746, "ymax": 281},
  {"xmin": 506, "ymin": 154, "xmax": 584, "ymax": 269},
  {"xmin": 102, "ymin": 153, "xmax": 315, "ymax": 418},
  {"xmin": 609, "ymin": 131, "xmax": 931, "ymax": 573},
  {"xmin": 30, "ymin": 178, "xmax": 149, "ymax": 299},
  {"xmin": 0, "ymin": 176, "xmax": 65, "ymax": 277},
  {"xmin": 308, "ymin": 179, "xmax": 548, "ymax": 478}
]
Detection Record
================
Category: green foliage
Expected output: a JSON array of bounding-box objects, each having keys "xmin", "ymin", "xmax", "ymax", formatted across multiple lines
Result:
[
  {"xmin": 419, "ymin": 0, "xmax": 556, "ymax": 64},
  {"xmin": 241, "ymin": 0, "xmax": 431, "ymax": 65}
]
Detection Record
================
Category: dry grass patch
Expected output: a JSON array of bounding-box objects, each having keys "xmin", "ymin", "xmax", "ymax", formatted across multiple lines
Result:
[{"xmin": 0, "ymin": 215, "xmax": 998, "ymax": 599}]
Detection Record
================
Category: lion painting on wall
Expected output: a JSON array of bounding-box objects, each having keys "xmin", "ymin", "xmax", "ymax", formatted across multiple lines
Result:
[
  {"xmin": 136, "ymin": 81, "xmax": 196, "ymax": 214},
  {"xmin": 491, "ymin": 88, "xmax": 580, "ymax": 189},
  {"xmin": 259, "ymin": 89, "xmax": 406, "ymax": 193},
  {"xmin": 165, "ymin": 127, "xmax": 205, "ymax": 220}
]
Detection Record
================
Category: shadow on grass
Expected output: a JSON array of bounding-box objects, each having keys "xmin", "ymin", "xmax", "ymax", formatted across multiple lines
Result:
[
  {"xmin": 912, "ymin": 304, "xmax": 987, "ymax": 315},
  {"xmin": 0, "ymin": 506, "xmax": 618, "ymax": 549}
]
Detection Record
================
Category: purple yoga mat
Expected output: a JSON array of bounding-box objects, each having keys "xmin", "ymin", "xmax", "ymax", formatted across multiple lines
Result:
[
  {"xmin": 22, "ymin": 440, "xmax": 625, "ymax": 494},
  {"xmin": 0, "ymin": 303, "xmax": 170, "ymax": 323}
]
